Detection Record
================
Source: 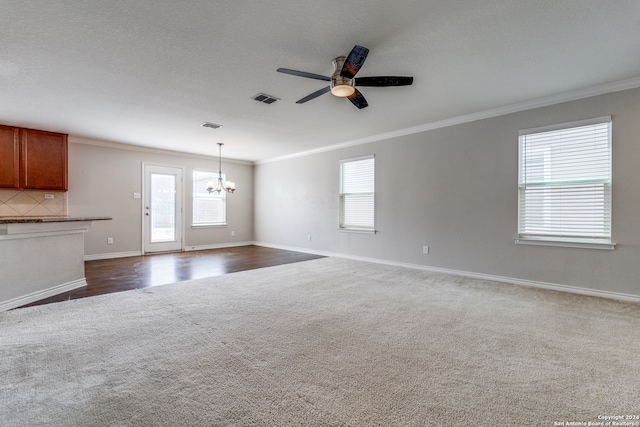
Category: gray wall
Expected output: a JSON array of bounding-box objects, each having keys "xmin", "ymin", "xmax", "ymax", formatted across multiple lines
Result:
[
  {"xmin": 254, "ymin": 88, "xmax": 640, "ymax": 297},
  {"xmin": 68, "ymin": 141, "xmax": 253, "ymax": 256}
]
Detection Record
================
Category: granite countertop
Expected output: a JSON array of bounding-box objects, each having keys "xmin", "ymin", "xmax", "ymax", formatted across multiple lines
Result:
[{"xmin": 0, "ymin": 216, "xmax": 112, "ymax": 224}]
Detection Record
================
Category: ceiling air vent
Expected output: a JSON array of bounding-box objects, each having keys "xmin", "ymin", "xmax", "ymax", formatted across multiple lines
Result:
[
  {"xmin": 201, "ymin": 122, "xmax": 223, "ymax": 129},
  {"xmin": 252, "ymin": 93, "xmax": 279, "ymax": 104}
]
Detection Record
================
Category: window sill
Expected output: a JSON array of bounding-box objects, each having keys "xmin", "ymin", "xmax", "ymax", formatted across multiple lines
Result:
[
  {"xmin": 338, "ymin": 228, "xmax": 377, "ymax": 235},
  {"xmin": 514, "ymin": 237, "xmax": 615, "ymax": 251},
  {"xmin": 191, "ymin": 224, "xmax": 226, "ymax": 229}
]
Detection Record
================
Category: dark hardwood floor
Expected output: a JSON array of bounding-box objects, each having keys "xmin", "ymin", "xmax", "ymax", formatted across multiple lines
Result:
[{"xmin": 20, "ymin": 245, "xmax": 324, "ymax": 308}]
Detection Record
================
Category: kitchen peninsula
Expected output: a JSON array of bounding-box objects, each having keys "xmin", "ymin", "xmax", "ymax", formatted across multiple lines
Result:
[{"xmin": 0, "ymin": 216, "xmax": 111, "ymax": 311}]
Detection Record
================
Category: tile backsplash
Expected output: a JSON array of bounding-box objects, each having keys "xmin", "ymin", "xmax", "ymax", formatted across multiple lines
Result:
[{"xmin": 0, "ymin": 190, "xmax": 68, "ymax": 217}]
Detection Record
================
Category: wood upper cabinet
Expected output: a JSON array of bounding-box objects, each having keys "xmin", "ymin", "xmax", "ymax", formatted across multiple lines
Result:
[
  {"xmin": 0, "ymin": 125, "xmax": 20, "ymax": 188},
  {"xmin": 20, "ymin": 128, "xmax": 68, "ymax": 191},
  {"xmin": 0, "ymin": 125, "xmax": 68, "ymax": 191}
]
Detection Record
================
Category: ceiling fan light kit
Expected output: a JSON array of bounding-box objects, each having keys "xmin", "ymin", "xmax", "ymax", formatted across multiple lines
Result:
[
  {"xmin": 330, "ymin": 56, "xmax": 355, "ymax": 97},
  {"xmin": 277, "ymin": 45, "xmax": 413, "ymax": 109}
]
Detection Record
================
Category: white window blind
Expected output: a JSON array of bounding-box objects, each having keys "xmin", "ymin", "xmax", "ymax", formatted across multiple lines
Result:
[
  {"xmin": 518, "ymin": 116, "xmax": 611, "ymax": 244},
  {"xmin": 193, "ymin": 170, "xmax": 226, "ymax": 226},
  {"xmin": 340, "ymin": 156, "xmax": 375, "ymax": 230}
]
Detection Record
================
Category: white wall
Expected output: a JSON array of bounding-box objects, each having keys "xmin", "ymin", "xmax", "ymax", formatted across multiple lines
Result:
[
  {"xmin": 254, "ymin": 88, "xmax": 640, "ymax": 297},
  {"xmin": 68, "ymin": 141, "xmax": 253, "ymax": 257}
]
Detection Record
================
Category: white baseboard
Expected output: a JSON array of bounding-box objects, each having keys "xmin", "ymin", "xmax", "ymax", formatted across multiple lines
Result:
[
  {"xmin": 254, "ymin": 242, "xmax": 640, "ymax": 304},
  {"xmin": 184, "ymin": 241, "xmax": 253, "ymax": 251},
  {"xmin": 0, "ymin": 278, "xmax": 87, "ymax": 312},
  {"xmin": 84, "ymin": 243, "xmax": 254, "ymax": 261},
  {"xmin": 84, "ymin": 251, "xmax": 142, "ymax": 261},
  {"xmin": 254, "ymin": 242, "xmax": 332, "ymax": 257}
]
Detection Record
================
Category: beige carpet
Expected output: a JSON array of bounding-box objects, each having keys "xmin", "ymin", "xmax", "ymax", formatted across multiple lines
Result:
[{"xmin": 1, "ymin": 257, "xmax": 639, "ymax": 426}]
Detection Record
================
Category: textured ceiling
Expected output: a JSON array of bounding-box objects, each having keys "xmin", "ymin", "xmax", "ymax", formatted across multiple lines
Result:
[{"xmin": 2, "ymin": 1, "xmax": 640, "ymax": 162}]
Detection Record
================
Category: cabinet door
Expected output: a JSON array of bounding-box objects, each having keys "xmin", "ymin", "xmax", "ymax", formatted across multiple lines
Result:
[
  {"xmin": 0, "ymin": 125, "xmax": 21, "ymax": 189},
  {"xmin": 20, "ymin": 129, "xmax": 68, "ymax": 191}
]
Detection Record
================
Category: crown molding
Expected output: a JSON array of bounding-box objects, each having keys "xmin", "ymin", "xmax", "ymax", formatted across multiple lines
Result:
[
  {"xmin": 257, "ymin": 76, "xmax": 640, "ymax": 165},
  {"xmin": 69, "ymin": 136, "xmax": 252, "ymax": 165}
]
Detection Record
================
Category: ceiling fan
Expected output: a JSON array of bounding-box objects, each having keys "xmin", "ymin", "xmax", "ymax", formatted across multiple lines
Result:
[{"xmin": 277, "ymin": 45, "xmax": 413, "ymax": 109}]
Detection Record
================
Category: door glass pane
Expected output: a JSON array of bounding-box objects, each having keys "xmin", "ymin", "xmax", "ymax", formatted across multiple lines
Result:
[{"xmin": 151, "ymin": 173, "xmax": 176, "ymax": 242}]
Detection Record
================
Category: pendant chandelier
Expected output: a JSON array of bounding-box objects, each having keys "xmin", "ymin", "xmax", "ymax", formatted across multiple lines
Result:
[{"xmin": 206, "ymin": 143, "xmax": 236, "ymax": 194}]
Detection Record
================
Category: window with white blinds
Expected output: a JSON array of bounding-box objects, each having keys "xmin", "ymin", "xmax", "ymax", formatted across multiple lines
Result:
[
  {"xmin": 340, "ymin": 155, "xmax": 375, "ymax": 231},
  {"xmin": 518, "ymin": 116, "xmax": 612, "ymax": 246},
  {"xmin": 193, "ymin": 170, "xmax": 226, "ymax": 226}
]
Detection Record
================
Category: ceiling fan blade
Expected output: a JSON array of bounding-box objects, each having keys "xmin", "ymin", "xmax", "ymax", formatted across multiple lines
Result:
[
  {"xmin": 277, "ymin": 68, "xmax": 331, "ymax": 81},
  {"xmin": 340, "ymin": 45, "xmax": 369, "ymax": 79},
  {"xmin": 354, "ymin": 76, "xmax": 414, "ymax": 87},
  {"xmin": 296, "ymin": 86, "xmax": 331, "ymax": 104},
  {"xmin": 347, "ymin": 89, "xmax": 368, "ymax": 109}
]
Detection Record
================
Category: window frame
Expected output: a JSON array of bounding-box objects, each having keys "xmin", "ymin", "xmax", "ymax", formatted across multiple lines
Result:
[
  {"xmin": 192, "ymin": 169, "xmax": 227, "ymax": 228},
  {"xmin": 515, "ymin": 116, "xmax": 615, "ymax": 250},
  {"xmin": 339, "ymin": 155, "xmax": 376, "ymax": 233}
]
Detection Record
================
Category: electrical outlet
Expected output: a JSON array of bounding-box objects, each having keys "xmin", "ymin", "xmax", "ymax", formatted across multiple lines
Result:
[
  {"xmin": 308, "ymin": 235, "xmax": 312, "ymax": 241},
  {"xmin": 231, "ymin": 231, "xmax": 235, "ymax": 237},
  {"xmin": 107, "ymin": 237, "xmax": 114, "ymax": 245},
  {"xmin": 423, "ymin": 246, "xmax": 429, "ymax": 254}
]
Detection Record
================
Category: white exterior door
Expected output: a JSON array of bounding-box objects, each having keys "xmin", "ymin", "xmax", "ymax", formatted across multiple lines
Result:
[{"xmin": 143, "ymin": 164, "xmax": 183, "ymax": 253}]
